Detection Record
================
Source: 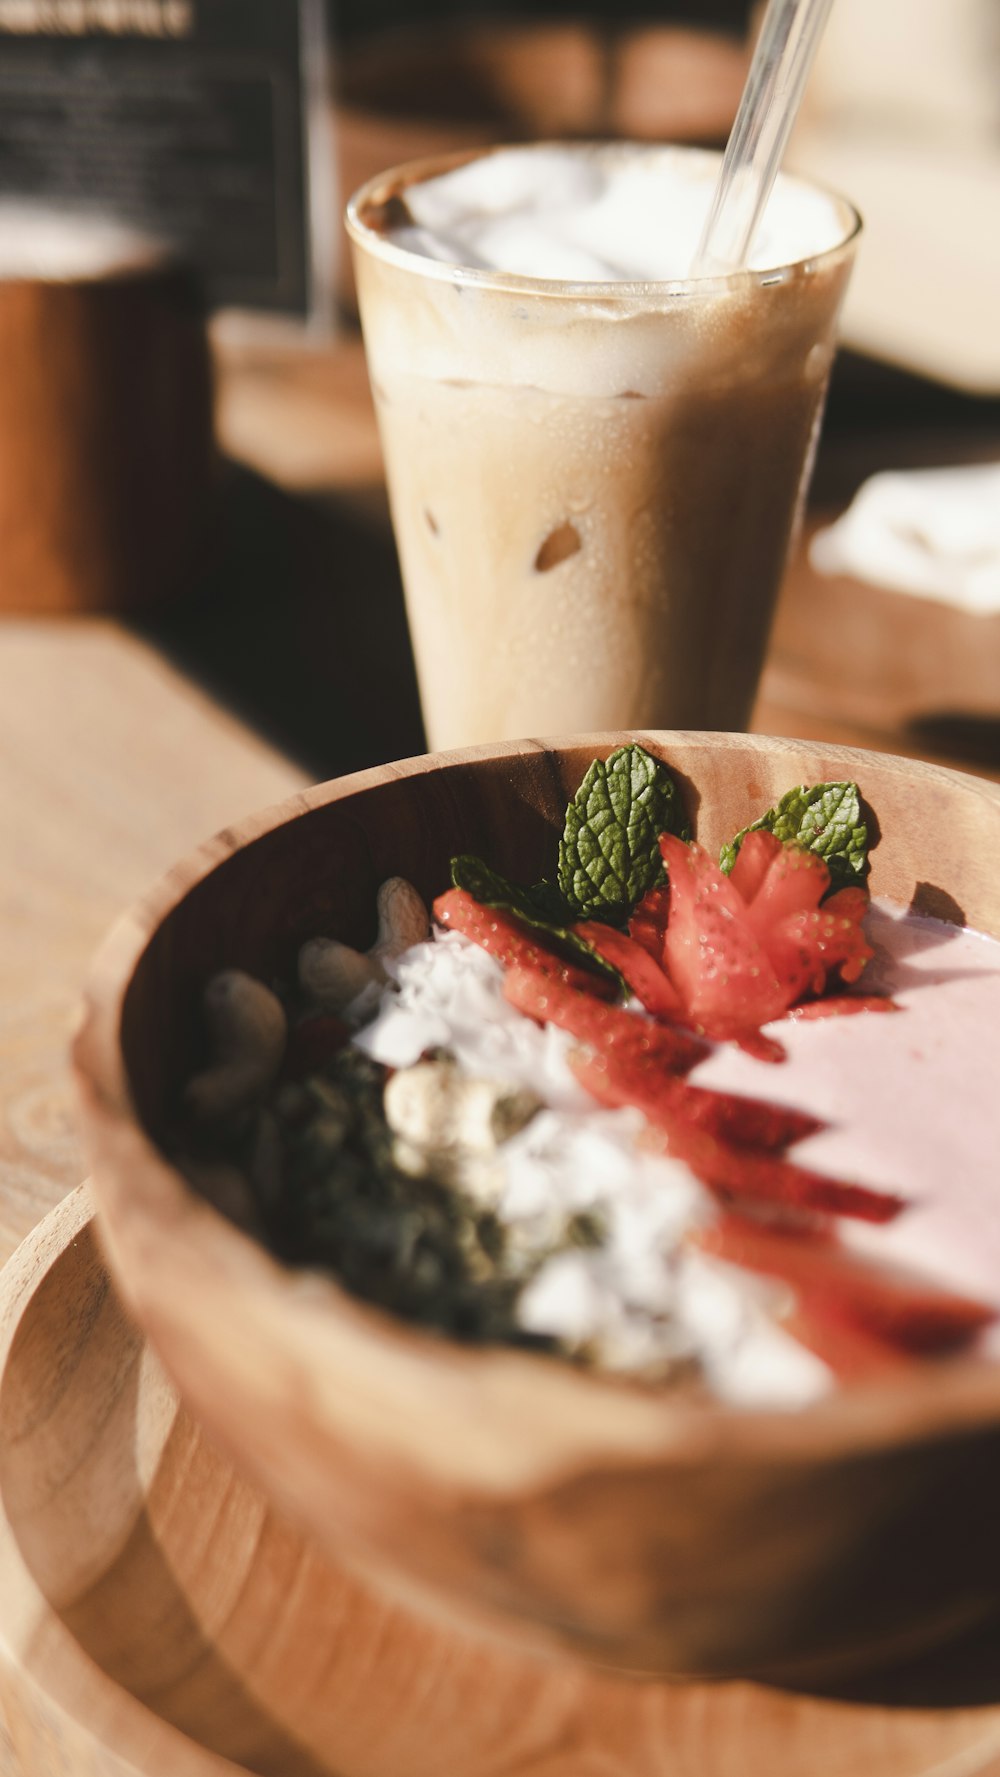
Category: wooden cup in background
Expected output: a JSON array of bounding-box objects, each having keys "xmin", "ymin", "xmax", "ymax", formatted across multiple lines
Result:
[{"xmin": 0, "ymin": 221, "xmax": 216, "ymax": 615}]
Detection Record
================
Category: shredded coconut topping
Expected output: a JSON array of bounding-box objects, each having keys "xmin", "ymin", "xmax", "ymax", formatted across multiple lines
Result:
[{"xmin": 356, "ymin": 930, "xmax": 831, "ymax": 1406}]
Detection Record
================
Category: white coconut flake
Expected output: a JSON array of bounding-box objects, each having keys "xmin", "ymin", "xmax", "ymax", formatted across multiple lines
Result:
[{"xmin": 358, "ymin": 931, "xmax": 591, "ymax": 1108}]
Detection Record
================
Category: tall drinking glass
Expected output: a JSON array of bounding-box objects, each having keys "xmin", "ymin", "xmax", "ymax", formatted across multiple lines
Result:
[{"xmin": 346, "ymin": 145, "xmax": 859, "ymax": 752}]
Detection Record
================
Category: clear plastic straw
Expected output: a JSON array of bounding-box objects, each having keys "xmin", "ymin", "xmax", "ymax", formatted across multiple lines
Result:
[{"xmin": 692, "ymin": 0, "xmax": 835, "ymax": 277}]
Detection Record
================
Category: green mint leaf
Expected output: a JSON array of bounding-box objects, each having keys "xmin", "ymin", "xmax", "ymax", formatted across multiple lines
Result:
[
  {"xmin": 557, "ymin": 744, "xmax": 690, "ymax": 923},
  {"xmin": 719, "ymin": 782, "xmax": 869, "ymax": 891},
  {"xmin": 450, "ymin": 856, "xmax": 568, "ymax": 926},
  {"xmin": 449, "ymin": 855, "xmax": 622, "ymax": 987}
]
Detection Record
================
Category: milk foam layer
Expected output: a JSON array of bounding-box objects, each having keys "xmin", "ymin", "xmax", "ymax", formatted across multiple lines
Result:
[
  {"xmin": 353, "ymin": 144, "xmax": 854, "ymax": 404},
  {"xmin": 379, "ymin": 144, "xmax": 850, "ymax": 283}
]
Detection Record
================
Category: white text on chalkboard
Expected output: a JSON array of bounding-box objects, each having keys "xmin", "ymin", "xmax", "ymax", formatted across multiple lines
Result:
[{"xmin": 0, "ymin": 0, "xmax": 193, "ymax": 35}]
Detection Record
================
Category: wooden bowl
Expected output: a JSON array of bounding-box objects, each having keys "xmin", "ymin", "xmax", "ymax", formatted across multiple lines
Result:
[
  {"xmin": 73, "ymin": 733, "xmax": 1000, "ymax": 1683},
  {"xmin": 8, "ymin": 1190, "xmax": 1000, "ymax": 1777}
]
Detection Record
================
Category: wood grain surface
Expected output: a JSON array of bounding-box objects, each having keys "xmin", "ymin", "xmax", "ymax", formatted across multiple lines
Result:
[
  {"xmin": 0, "ymin": 620, "xmax": 306, "ymax": 1268},
  {"xmin": 3, "ymin": 1189, "xmax": 1000, "ymax": 1777}
]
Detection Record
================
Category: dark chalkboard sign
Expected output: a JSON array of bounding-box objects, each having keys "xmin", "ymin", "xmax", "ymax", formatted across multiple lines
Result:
[{"xmin": 0, "ymin": 0, "xmax": 331, "ymax": 319}]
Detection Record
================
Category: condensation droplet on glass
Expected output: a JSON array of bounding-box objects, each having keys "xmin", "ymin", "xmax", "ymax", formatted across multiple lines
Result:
[{"xmin": 534, "ymin": 522, "xmax": 582, "ymax": 574}]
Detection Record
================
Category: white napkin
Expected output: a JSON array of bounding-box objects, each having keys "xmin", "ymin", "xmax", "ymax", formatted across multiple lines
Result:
[{"xmin": 810, "ymin": 462, "xmax": 1000, "ymax": 615}]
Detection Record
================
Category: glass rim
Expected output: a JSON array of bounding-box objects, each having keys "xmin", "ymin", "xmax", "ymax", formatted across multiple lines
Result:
[{"xmin": 344, "ymin": 141, "xmax": 863, "ymax": 303}]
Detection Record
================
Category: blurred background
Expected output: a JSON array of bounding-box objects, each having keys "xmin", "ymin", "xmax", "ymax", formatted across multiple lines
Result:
[
  {"xmin": 332, "ymin": 0, "xmax": 752, "ymax": 32},
  {"xmin": 0, "ymin": 0, "xmax": 998, "ymax": 782},
  {"xmin": 250, "ymin": 0, "xmax": 1000, "ymax": 782}
]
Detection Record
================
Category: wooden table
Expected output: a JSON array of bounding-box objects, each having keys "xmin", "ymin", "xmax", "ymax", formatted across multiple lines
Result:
[{"xmin": 2, "ymin": 326, "xmax": 999, "ymax": 1775}]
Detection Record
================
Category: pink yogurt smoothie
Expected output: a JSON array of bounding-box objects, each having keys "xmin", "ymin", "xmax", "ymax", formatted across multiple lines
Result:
[{"xmin": 693, "ymin": 901, "xmax": 1000, "ymax": 1344}]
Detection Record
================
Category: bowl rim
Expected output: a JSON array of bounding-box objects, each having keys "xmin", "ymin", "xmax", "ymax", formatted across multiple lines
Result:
[{"xmin": 74, "ymin": 731, "xmax": 1000, "ymax": 1481}]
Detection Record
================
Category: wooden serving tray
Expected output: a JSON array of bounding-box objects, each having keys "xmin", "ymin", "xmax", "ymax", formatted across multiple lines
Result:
[{"xmin": 3, "ymin": 1189, "xmax": 1000, "ymax": 1777}]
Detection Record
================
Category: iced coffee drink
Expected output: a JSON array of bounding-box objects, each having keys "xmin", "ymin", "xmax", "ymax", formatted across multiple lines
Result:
[{"xmin": 346, "ymin": 145, "xmax": 859, "ymax": 751}]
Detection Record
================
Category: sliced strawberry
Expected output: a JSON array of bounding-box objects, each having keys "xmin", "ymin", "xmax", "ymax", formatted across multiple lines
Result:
[
  {"xmin": 782, "ymin": 1306, "xmax": 916, "ymax": 1383},
  {"xmin": 787, "ymin": 994, "xmax": 898, "ymax": 1022},
  {"xmin": 728, "ymin": 828, "xmax": 784, "ymax": 905},
  {"xmin": 658, "ymin": 835, "xmax": 788, "ymax": 1037},
  {"xmin": 735, "ymin": 1030, "xmax": 787, "ymax": 1064},
  {"xmin": 573, "ymin": 921, "xmax": 684, "ymax": 1019},
  {"xmin": 432, "ymin": 889, "xmax": 613, "ymax": 996},
  {"xmin": 749, "ymin": 935, "xmax": 815, "ymax": 1011},
  {"xmin": 672, "ymin": 1127, "xmax": 904, "ymax": 1224},
  {"xmin": 650, "ymin": 834, "xmax": 876, "ymax": 1038},
  {"xmin": 628, "ymin": 884, "xmax": 671, "ymax": 962},
  {"xmin": 738, "ymin": 844, "xmax": 834, "ymax": 1004},
  {"xmin": 698, "ymin": 1215, "xmax": 997, "ymax": 1353},
  {"xmin": 568, "ymin": 1046, "xmax": 822, "ymax": 1151},
  {"xmin": 503, "ymin": 965, "xmax": 706, "ymax": 1072},
  {"xmin": 741, "ymin": 839, "xmax": 829, "ymax": 933},
  {"xmin": 567, "ymin": 1049, "xmax": 901, "ymax": 1222},
  {"xmin": 659, "ymin": 832, "xmax": 747, "ymax": 920},
  {"xmin": 761, "ymin": 887, "xmax": 875, "ymax": 1001}
]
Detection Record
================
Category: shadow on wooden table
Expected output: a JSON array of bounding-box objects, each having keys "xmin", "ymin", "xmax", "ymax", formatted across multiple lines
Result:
[
  {"xmin": 133, "ymin": 460, "xmax": 426, "ymax": 784},
  {"xmin": 789, "ymin": 1608, "xmax": 1000, "ymax": 1710}
]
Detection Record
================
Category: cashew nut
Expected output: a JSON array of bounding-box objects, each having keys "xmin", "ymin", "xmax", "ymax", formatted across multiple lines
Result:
[
  {"xmin": 183, "ymin": 970, "xmax": 287, "ymax": 1125},
  {"xmin": 297, "ymin": 877, "xmax": 429, "ymax": 1021},
  {"xmin": 298, "ymin": 936, "xmax": 382, "ymax": 1018},
  {"xmin": 371, "ymin": 876, "xmax": 430, "ymax": 966}
]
